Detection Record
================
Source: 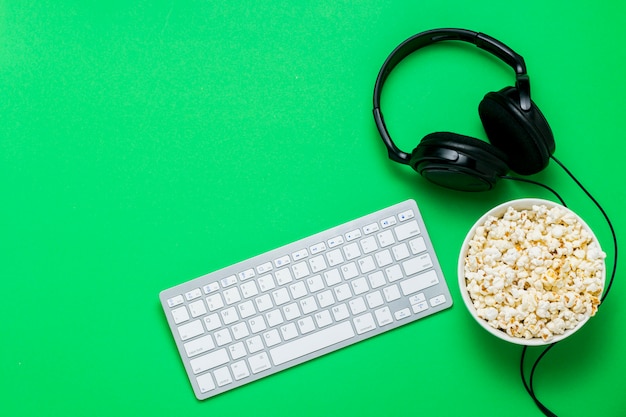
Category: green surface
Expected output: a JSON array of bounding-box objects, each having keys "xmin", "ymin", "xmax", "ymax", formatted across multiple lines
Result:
[{"xmin": 2, "ymin": 1, "xmax": 625, "ymax": 416}]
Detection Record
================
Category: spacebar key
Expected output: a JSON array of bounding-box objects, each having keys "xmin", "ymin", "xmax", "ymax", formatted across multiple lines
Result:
[{"xmin": 270, "ymin": 321, "xmax": 355, "ymax": 366}]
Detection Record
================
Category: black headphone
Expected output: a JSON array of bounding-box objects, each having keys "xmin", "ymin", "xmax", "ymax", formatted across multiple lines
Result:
[{"xmin": 373, "ymin": 28, "xmax": 556, "ymax": 191}]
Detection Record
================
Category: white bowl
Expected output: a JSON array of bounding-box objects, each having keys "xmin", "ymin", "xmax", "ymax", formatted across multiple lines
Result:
[{"xmin": 458, "ymin": 198, "xmax": 606, "ymax": 346}]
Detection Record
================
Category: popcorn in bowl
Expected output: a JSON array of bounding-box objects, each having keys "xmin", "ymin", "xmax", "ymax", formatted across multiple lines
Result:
[{"xmin": 458, "ymin": 199, "xmax": 606, "ymax": 345}]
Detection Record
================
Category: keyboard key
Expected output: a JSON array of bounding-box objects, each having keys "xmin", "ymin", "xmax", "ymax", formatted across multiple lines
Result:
[
  {"xmin": 333, "ymin": 283, "xmax": 351, "ymax": 301},
  {"xmin": 214, "ymin": 366, "xmax": 233, "ymax": 387},
  {"xmin": 380, "ymin": 215, "xmax": 397, "ymax": 228},
  {"xmin": 256, "ymin": 262, "xmax": 273, "ymax": 274},
  {"xmin": 349, "ymin": 297, "xmax": 367, "ymax": 315},
  {"xmin": 360, "ymin": 236, "xmax": 378, "ymax": 254},
  {"xmin": 402, "ymin": 254, "xmax": 433, "ymax": 276},
  {"xmin": 178, "ymin": 320, "xmax": 204, "ymax": 341},
  {"xmin": 292, "ymin": 248, "xmax": 308, "ymax": 261},
  {"xmin": 327, "ymin": 235, "xmax": 344, "ymax": 248},
  {"xmin": 214, "ymin": 329, "xmax": 232, "ymax": 346},
  {"xmin": 366, "ymin": 291, "xmax": 384, "ymax": 309},
  {"xmin": 383, "ymin": 284, "xmax": 401, "ymax": 302},
  {"xmin": 400, "ymin": 270, "xmax": 439, "ymax": 296},
  {"xmin": 345, "ymin": 229, "xmax": 361, "ymax": 241},
  {"xmin": 184, "ymin": 335, "xmax": 215, "ymax": 358},
  {"xmin": 248, "ymin": 352, "xmax": 271, "ymax": 374},
  {"xmin": 167, "ymin": 295, "xmax": 184, "ymax": 308},
  {"xmin": 343, "ymin": 242, "xmax": 361, "ymax": 260},
  {"xmin": 280, "ymin": 323, "xmax": 298, "ymax": 340},
  {"xmin": 231, "ymin": 322, "xmax": 250, "ymax": 340},
  {"xmin": 220, "ymin": 276, "xmax": 237, "ymax": 288},
  {"xmin": 398, "ymin": 209, "xmax": 414, "ymax": 221},
  {"xmin": 190, "ymin": 348, "xmax": 229, "ymax": 374},
  {"xmin": 254, "ymin": 294, "xmax": 273, "ymax": 312},
  {"xmin": 430, "ymin": 294, "xmax": 447, "ymax": 307},
  {"xmin": 189, "ymin": 300, "xmax": 207, "ymax": 318},
  {"xmin": 368, "ymin": 271, "xmax": 386, "ymax": 289},
  {"xmin": 271, "ymin": 287, "xmax": 290, "ymax": 305},
  {"xmin": 326, "ymin": 250, "xmax": 344, "ymax": 267},
  {"xmin": 283, "ymin": 303, "xmax": 301, "ymax": 321},
  {"xmin": 229, "ymin": 342, "xmax": 247, "ymax": 360},
  {"xmin": 412, "ymin": 301, "xmax": 429, "ymax": 314},
  {"xmin": 340, "ymin": 262, "xmax": 358, "ymax": 280},
  {"xmin": 331, "ymin": 303, "xmax": 350, "ymax": 321},
  {"xmin": 266, "ymin": 309, "xmax": 284, "ymax": 327},
  {"xmin": 270, "ymin": 321, "xmax": 355, "ymax": 366},
  {"xmin": 258, "ymin": 275, "xmax": 276, "ymax": 292},
  {"xmin": 220, "ymin": 307, "xmax": 238, "ymax": 325},
  {"xmin": 231, "ymin": 360, "xmax": 250, "ymax": 380},
  {"xmin": 375, "ymin": 249, "xmax": 393, "ymax": 267},
  {"xmin": 203, "ymin": 282, "xmax": 219, "ymax": 294},
  {"xmin": 323, "ymin": 269, "xmax": 342, "ymax": 286},
  {"xmin": 395, "ymin": 220, "xmax": 420, "ymax": 241},
  {"xmin": 185, "ymin": 288, "xmax": 202, "ymax": 301},
  {"xmin": 314, "ymin": 310, "xmax": 333, "ymax": 328},
  {"xmin": 394, "ymin": 308, "xmax": 411, "ymax": 320},
  {"xmin": 357, "ymin": 256, "xmax": 376, "ymax": 274},
  {"xmin": 223, "ymin": 287, "xmax": 242, "ymax": 305},
  {"xmin": 245, "ymin": 335, "xmax": 264, "ymax": 353},
  {"xmin": 249, "ymin": 316, "xmax": 267, "ymax": 333},
  {"xmin": 289, "ymin": 281, "xmax": 307, "ymax": 299},
  {"xmin": 297, "ymin": 316, "xmax": 315, "ymax": 334},
  {"xmin": 172, "ymin": 306, "xmax": 190, "ymax": 324},
  {"xmin": 310, "ymin": 242, "xmax": 326, "ymax": 254},
  {"xmin": 306, "ymin": 275, "xmax": 325, "ymax": 293},
  {"xmin": 377, "ymin": 230, "xmax": 395, "ymax": 247},
  {"xmin": 274, "ymin": 268, "xmax": 293, "ymax": 285},
  {"xmin": 374, "ymin": 307, "xmax": 393, "ymax": 326},
  {"xmin": 353, "ymin": 312, "xmax": 376, "ymax": 334},
  {"xmin": 203, "ymin": 313, "xmax": 221, "ymax": 331},
  {"xmin": 206, "ymin": 294, "xmax": 224, "ymax": 311},
  {"xmin": 240, "ymin": 281, "xmax": 259, "ymax": 298},
  {"xmin": 350, "ymin": 277, "xmax": 369, "ymax": 295},
  {"xmin": 385, "ymin": 264, "xmax": 403, "ymax": 282},
  {"xmin": 300, "ymin": 296, "xmax": 318, "ymax": 315},
  {"xmin": 308, "ymin": 255, "xmax": 327, "ymax": 273},
  {"xmin": 237, "ymin": 300, "xmax": 256, "ymax": 319},
  {"xmin": 262, "ymin": 329, "xmax": 281, "ymax": 347},
  {"xmin": 197, "ymin": 373, "xmax": 216, "ymax": 393},
  {"xmin": 392, "ymin": 243, "xmax": 410, "ymax": 261},
  {"xmin": 409, "ymin": 293, "xmax": 426, "ymax": 304},
  {"xmin": 292, "ymin": 261, "xmax": 310, "ymax": 279},
  {"xmin": 409, "ymin": 237, "xmax": 427, "ymax": 254},
  {"xmin": 238, "ymin": 269, "xmax": 255, "ymax": 281},
  {"xmin": 363, "ymin": 222, "xmax": 380, "ymax": 234},
  {"xmin": 274, "ymin": 255, "xmax": 290, "ymax": 268},
  {"xmin": 317, "ymin": 290, "xmax": 335, "ymax": 308}
]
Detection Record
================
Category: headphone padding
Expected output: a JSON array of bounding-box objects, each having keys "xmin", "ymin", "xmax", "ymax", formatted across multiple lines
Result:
[
  {"xmin": 479, "ymin": 87, "xmax": 555, "ymax": 175},
  {"xmin": 415, "ymin": 132, "xmax": 510, "ymax": 167},
  {"xmin": 409, "ymin": 132, "xmax": 510, "ymax": 191}
]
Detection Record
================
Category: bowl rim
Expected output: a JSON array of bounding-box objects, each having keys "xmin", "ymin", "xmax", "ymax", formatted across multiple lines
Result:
[{"xmin": 457, "ymin": 198, "xmax": 606, "ymax": 346}]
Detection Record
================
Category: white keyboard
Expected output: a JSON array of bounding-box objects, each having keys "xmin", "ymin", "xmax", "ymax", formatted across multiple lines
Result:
[{"xmin": 159, "ymin": 199, "xmax": 453, "ymax": 400}]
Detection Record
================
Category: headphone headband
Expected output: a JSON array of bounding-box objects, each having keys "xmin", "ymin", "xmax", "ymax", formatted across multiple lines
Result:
[{"xmin": 373, "ymin": 28, "xmax": 531, "ymax": 164}]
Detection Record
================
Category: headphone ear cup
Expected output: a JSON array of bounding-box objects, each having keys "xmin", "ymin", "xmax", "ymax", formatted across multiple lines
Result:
[
  {"xmin": 410, "ymin": 132, "xmax": 510, "ymax": 191},
  {"xmin": 478, "ymin": 87, "xmax": 555, "ymax": 175}
]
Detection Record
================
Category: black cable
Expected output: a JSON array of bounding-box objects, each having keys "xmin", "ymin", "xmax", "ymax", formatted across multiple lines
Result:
[
  {"xmin": 504, "ymin": 175, "xmax": 563, "ymax": 416},
  {"xmin": 503, "ymin": 157, "xmax": 618, "ymax": 417},
  {"xmin": 526, "ymin": 344, "xmax": 559, "ymax": 417},
  {"xmin": 550, "ymin": 155, "xmax": 618, "ymax": 303},
  {"xmin": 501, "ymin": 175, "xmax": 567, "ymax": 206}
]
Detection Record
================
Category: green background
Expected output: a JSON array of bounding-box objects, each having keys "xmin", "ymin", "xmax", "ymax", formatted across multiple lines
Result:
[{"xmin": 2, "ymin": 1, "xmax": 624, "ymax": 416}]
